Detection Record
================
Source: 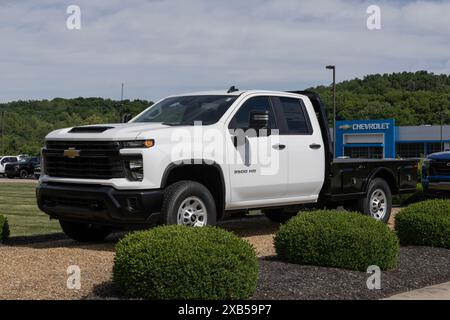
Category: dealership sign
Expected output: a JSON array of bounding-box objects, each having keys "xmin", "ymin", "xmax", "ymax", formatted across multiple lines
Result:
[
  {"xmin": 335, "ymin": 119, "xmax": 396, "ymax": 159},
  {"xmin": 339, "ymin": 122, "xmax": 391, "ymax": 131}
]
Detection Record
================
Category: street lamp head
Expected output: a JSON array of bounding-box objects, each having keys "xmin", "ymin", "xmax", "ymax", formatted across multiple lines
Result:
[{"xmin": 326, "ymin": 65, "xmax": 335, "ymax": 70}]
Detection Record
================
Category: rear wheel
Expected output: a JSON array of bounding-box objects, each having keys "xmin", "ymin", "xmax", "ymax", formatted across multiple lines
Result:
[
  {"xmin": 355, "ymin": 178, "xmax": 392, "ymax": 223},
  {"xmin": 59, "ymin": 220, "xmax": 112, "ymax": 242},
  {"xmin": 161, "ymin": 181, "xmax": 217, "ymax": 227},
  {"xmin": 263, "ymin": 208, "xmax": 298, "ymax": 223}
]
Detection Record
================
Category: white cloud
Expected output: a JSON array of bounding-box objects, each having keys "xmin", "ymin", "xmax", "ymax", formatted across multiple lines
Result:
[{"xmin": 0, "ymin": 0, "xmax": 449, "ymax": 102}]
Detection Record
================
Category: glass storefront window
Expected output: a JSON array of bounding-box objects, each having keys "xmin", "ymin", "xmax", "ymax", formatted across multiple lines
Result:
[
  {"xmin": 344, "ymin": 146, "xmax": 384, "ymax": 159},
  {"xmin": 396, "ymin": 143, "xmax": 425, "ymax": 158}
]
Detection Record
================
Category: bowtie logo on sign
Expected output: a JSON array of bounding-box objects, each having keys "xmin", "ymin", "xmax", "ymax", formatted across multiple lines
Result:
[{"xmin": 339, "ymin": 124, "xmax": 352, "ymax": 130}]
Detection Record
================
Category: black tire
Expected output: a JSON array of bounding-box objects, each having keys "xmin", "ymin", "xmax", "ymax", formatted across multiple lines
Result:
[
  {"xmin": 263, "ymin": 208, "xmax": 298, "ymax": 223},
  {"xmin": 161, "ymin": 181, "xmax": 217, "ymax": 226},
  {"xmin": 6, "ymin": 174, "xmax": 14, "ymax": 179},
  {"xmin": 19, "ymin": 170, "xmax": 28, "ymax": 179},
  {"xmin": 59, "ymin": 220, "xmax": 111, "ymax": 242},
  {"xmin": 355, "ymin": 178, "xmax": 392, "ymax": 223}
]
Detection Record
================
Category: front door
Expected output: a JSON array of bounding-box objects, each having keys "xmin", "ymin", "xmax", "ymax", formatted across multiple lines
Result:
[{"xmin": 226, "ymin": 96, "xmax": 288, "ymax": 206}]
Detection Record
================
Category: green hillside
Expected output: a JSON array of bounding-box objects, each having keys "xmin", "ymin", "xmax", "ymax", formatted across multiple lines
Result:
[
  {"xmin": 310, "ymin": 71, "xmax": 450, "ymax": 126},
  {"xmin": 0, "ymin": 98, "xmax": 152, "ymax": 155}
]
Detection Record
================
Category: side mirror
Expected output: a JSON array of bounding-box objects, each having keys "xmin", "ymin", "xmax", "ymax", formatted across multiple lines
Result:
[
  {"xmin": 249, "ymin": 111, "xmax": 270, "ymax": 130},
  {"xmin": 122, "ymin": 113, "xmax": 133, "ymax": 123}
]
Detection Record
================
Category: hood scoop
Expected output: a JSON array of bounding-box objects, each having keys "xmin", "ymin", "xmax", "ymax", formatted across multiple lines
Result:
[{"xmin": 69, "ymin": 126, "xmax": 115, "ymax": 133}]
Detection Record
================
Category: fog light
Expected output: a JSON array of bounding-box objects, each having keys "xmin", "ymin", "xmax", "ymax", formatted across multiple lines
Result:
[
  {"xmin": 127, "ymin": 197, "xmax": 138, "ymax": 213},
  {"xmin": 126, "ymin": 159, "xmax": 143, "ymax": 181}
]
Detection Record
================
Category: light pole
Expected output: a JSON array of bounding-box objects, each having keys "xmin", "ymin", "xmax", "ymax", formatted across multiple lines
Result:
[
  {"xmin": 326, "ymin": 65, "xmax": 336, "ymax": 158},
  {"xmin": 440, "ymin": 104, "xmax": 443, "ymax": 152}
]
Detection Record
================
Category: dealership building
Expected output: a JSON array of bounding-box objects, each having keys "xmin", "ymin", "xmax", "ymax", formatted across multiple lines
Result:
[{"xmin": 333, "ymin": 119, "xmax": 450, "ymax": 159}]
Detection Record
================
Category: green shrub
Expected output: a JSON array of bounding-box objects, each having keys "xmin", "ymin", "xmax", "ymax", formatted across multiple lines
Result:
[
  {"xmin": 0, "ymin": 215, "xmax": 10, "ymax": 243},
  {"xmin": 395, "ymin": 199, "xmax": 450, "ymax": 249},
  {"xmin": 113, "ymin": 225, "xmax": 259, "ymax": 300},
  {"xmin": 274, "ymin": 210, "xmax": 399, "ymax": 271}
]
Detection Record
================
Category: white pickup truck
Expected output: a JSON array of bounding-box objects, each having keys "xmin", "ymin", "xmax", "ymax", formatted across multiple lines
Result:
[{"xmin": 37, "ymin": 90, "xmax": 418, "ymax": 242}]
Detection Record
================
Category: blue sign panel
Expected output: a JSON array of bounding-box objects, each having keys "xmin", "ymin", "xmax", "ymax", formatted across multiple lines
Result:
[{"xmin": 335, "ymin": 119, "xmax": 396, "ymax": 158}]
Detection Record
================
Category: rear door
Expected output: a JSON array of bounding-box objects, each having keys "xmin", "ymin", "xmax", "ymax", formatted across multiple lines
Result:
[{"xmin": 272, "ymin": 96, "xmax": 325, "ymax": 198}]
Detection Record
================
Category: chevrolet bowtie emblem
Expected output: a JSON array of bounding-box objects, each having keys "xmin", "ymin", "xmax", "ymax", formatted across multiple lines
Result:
[
  {"xmin": 63, "ymin": 148, "xmax": 80, "ymax": 158},
  {"xmin": 339, "ymin": 124, "xmax": 352, "ymax": 130}
]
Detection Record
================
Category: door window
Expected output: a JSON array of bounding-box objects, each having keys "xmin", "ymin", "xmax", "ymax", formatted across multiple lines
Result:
[
  {"xmin": 278, "ymin": 97, "xmax": 312, "ymax": 134},
  {"xmin": 229, "ymin": 96, "xmax": 277, "ymax": 130}
]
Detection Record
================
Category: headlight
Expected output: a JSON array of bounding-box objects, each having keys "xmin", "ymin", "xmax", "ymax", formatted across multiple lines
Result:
[
  {"xmin": 125, "ymin": 159, "xmax": 143, "ymax": 181},
  {"xmin": 121, "ymin": 140, "xmax": 154, "ymax": 149}
]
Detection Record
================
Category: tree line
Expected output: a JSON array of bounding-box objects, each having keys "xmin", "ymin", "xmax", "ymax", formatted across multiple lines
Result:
[
  {"xmin": 0, "ymin": 98, "xmax": 152, "ymax": 155},
  {"xmin": 0, "ymin": 71, "xmax": 449, "ymax": 155}
]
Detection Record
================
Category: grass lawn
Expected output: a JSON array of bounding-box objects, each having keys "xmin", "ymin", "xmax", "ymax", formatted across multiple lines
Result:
[{"xmin": 0, "ymin": 182, "xmax": 61, "ymax": 237}]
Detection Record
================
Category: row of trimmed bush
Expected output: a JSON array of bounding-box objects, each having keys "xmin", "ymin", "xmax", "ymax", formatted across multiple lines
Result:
[
  {"xmin": 395, "ymin": 199, "xmax": 450, "ymax": 249},
  {"xmin": 113, "ymin": 225, "xmax": 259, "ymax": 300},
  {"xmin": 0, "ymin": 215, "xmax": 9, "ymax": 243},
  {"xmin": 274, "ymin": 210, "xmax": 399, "ymax": 271},
  {"xmin": 112, "ymin": 199, "xmax": 449, "ymax": 300}
]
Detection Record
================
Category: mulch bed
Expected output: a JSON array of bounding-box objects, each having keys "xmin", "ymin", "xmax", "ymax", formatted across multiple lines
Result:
[
  {"xmin": 88, "ymin": 246, "xmax": 450, "ymax": 300},
  {"xmin": 254, "ymin": 246, "xmax": 450, "ymax": 300}
]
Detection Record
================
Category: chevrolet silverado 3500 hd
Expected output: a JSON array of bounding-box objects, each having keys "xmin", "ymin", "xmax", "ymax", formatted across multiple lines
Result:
[{"xmin": 36, "ymin": 90, "xmax": 419, "ymax": 242}]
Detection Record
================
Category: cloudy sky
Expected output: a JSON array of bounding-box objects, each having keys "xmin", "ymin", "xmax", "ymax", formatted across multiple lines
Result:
[{"xmin": 0, "ymin": 0, "xmax": 449, "ymax": 102}]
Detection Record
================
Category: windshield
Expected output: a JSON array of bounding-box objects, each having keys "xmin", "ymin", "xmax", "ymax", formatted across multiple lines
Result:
[{"xmin": 133, "ymin": 95, "xmax": 238, "ymax": 125}]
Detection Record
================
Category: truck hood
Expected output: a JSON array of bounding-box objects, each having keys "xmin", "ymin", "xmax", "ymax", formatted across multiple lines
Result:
[
  {"xmin": 45, "ymin": 123, "xmax": 173, "ymax": 141},
  {"xmin": 427, "ymin": 152, "xmax": 450, "ymax": 160}
]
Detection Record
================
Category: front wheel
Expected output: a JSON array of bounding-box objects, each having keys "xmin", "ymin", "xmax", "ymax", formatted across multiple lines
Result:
[
  {"xmin": 161, "ymin": 181, "xmax": 217, "ymax": 227},
  {"xmin": 356, "ymin": 178, "xmax": 392, "ymax": 223},
  {"xmin": 59, "ymin": 220, "xmax": 112, "ymax": 242}
]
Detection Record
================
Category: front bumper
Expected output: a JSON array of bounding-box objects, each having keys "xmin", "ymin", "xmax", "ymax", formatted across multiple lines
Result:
[
  {"xmin": 36, "ymin": 182, "xmax": 163, "ymax": 227},
  {"xmin": 422, "ymin": 176, "xmax": 450, "ymax": 192}
]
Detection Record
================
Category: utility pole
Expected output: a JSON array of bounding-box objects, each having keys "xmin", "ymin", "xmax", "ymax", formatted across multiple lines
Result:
[
  {"xmin": 326, "ymin": 65, "xmax": 336, "ymax": 158},
  {"xmin": 1, "ymin": 110, "xmax": 4, "ymax": 155},
  {"xmin": 440, "ymin": 104, "xmax": 444, "ymax": 152},
  {"xmin": 120, "ymin": 83, "xmax": 124, "ymax": 122}
]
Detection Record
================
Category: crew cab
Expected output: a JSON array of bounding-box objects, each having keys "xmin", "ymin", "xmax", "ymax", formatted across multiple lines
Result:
[
  {"xmin": 36, "ymin": 90, "xmax": 419, "ymax": 242},
  {"xmin": 5, "ymin": 156, "xmax": 40, "ymax": 179},
  {"xmin": 422, "ymin": 151, "xmax": 450, "ymax": 195},
  {"xmin": 0, "ymin": 156, "xmax": 18, "ymax": 176}
]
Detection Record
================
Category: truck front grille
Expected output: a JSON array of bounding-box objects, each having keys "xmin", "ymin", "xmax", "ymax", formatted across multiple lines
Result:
[
  {"xmin": 43, "ymin": 141, "xmax": 126, "ymax": 180},
  {"xmin": 430, "ymin": 161, "xmax": 450, "ymax": 176}
]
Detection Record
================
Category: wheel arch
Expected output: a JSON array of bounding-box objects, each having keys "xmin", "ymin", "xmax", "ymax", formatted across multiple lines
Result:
[
  {"xmin": 161, "ymin": 160, "xmax": 226, "ymax": 219},
  {"xmin": 365, "ymin": 167, "xmax": 398, "ymax": 195}
]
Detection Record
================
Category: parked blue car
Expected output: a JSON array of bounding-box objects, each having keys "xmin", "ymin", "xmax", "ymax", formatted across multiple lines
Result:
[{"xmin": 422, "ymin": 152, "xmax": 450, "ymax": 195}]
